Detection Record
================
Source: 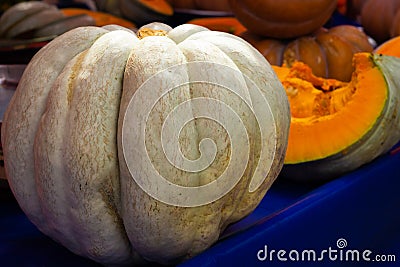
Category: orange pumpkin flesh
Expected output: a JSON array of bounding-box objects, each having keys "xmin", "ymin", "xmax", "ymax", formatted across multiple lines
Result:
[
  {"xmin": 61, "ymin": 8, "xmax": 136, "ymax": 28},
  {"xmin": 375, "ymin": 36, "xmax": 400, "ymax": 58},
  {"xmin": 273, "ymin": 53, "xmax": 387, "ymax": 164}
]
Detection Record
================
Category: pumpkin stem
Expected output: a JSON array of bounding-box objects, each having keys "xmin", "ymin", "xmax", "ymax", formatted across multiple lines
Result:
[
  {"xmin": 136, "ymin": 22, "xmax": 172, "ymax": 39},
  {"xmin": 136, "ymin": 28, "xmax": 168, "ymax": 39}
]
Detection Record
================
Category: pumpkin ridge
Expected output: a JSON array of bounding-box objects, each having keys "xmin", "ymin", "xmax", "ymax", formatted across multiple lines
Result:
[
  {"xmin": 183, "ymin": 30, "xmax": 289, "ymax": 221},
  {"xmin": 65, "ymin": 30, "xmax": 138, "ymax": 263},
  {"xmin": 186, "ymin": 38, "xmax": 262, "ymax": 226},
  {"xmin": 1, "ymin": 27, "xmax": 109, "ymax": 228},
  {"xmin": 176, "ymin": 37, "xmax": 246, "ymax": 206},
  {"xmin": 229, "ymin": 0, "xmax": 337, "ymax": 38},
  {"xmin": 67, "ymin": 51, "xmax": 87, "ymax": 105}
]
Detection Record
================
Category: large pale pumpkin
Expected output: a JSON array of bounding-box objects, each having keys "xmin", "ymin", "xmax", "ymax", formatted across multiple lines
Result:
[
  {"xmin": 274, "ymin": 53, "xmax": 400, "ymax": 181},
  {"xmin": 1, "ymin": 24, "xmax": 290, "ymax": 265}
]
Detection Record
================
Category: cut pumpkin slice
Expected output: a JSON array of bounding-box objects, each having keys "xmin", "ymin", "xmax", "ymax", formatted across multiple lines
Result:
[{"xmin": 273, "ymin": 52, "xmax": 400, "ymax": 181}]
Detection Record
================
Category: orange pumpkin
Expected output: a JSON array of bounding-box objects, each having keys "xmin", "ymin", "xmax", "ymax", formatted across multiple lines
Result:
[
  {"xmin": 349, "ymin": 0, "xmax": 400, "ymax": 43},
  {"xmin": 229, "ymin": 0, "xmax": 338, "ymax": 39},
  {"xmin": 241, "ymin": 25, "xmax": 373, "ymax": 81}
]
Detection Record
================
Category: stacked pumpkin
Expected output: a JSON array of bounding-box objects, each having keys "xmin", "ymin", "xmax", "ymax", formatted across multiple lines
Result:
[
  {"xmin": 1, "ymin": 22, "xmax": 290, "ymax": 265},
  {"xmin": 346, "ymin": 0, "xmax": 400, "ymax": 44},
  {"xmin": 229, "ymin": 0, "xmax": 374, "ymax": 82},
  {"xmin": 228, "ymin": 0, "xmax": 400, "ymax": 181}
]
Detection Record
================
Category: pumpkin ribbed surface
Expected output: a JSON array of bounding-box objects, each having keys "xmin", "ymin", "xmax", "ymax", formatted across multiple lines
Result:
[{"xmin": 1, "ymin": 24, "xmax": 289, "ymax": 265}]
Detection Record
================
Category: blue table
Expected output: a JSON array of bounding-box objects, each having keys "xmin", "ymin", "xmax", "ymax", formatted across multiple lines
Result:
[{"xmin": 1, "ymin": 146, "xmax": 399, "ymax": 267}]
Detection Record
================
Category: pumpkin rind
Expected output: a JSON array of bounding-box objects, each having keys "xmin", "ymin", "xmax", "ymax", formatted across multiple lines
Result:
[
  {"xmin": 277, "ymin": 53, "xmax": 400, "ymax": 181},
  {"xmin": 1, "ymin": 26, "xmax": 108, "ymax": 229},
  {"xmin": 34, "ymin": 30, "xmax": 141, "ymax": 265},
  {"xmin": 1, "ymin": 23, "xmax": 290, "ymax": 265},
  {"xmin": 118, "ymin": 26, "xmax": 290, "ymax": 263}
]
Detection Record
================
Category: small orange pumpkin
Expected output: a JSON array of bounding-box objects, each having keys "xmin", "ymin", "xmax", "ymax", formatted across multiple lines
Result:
[
  {"xmin": 348, "ymin": 0, "xmax": 400, "ymax": 43},
  {"xmin": 229, "ymin": 0, "xmax": 338, "ymax": 39},
  {"xmin": 241, "ymin": 25, "xmax": 373, "ymax": 81}
]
